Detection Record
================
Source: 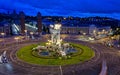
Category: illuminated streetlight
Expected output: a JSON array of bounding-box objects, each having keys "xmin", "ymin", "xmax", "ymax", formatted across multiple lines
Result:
[
  {"xmin": 117, "ymin": 28, "xmax": 119, "ymax": 31},
  {"xmin": 102, "ymin": 29, "xmax": 105, "ymax": 32},
  {"xmin": 30, "ymin": 32, "xmax": 34, "ymax": 39},
  {"xmin": 30, "ymin": 32, "xmax": 33, "ymax": 35},
  {"xmin": 93, "ymin": 30, "xmax": 96, "ymax": 33},
  {"xmin": 1, "ymin": 33, "xmax": 5, "ymax": 36},
  {"xmin": 83, "ymin": 33, "xmax": 86, "ymax": 36},
  {"xmin": 24, "ymin": 30, "xmax": 28, "ymax": 40},
  {"xmin": 93, "ymin": 30, "xmax": 96, "ymax": 37},
  {"xmin": 83, "ymin": 33, "xmax": 86, "ymax": 39},
  {"xmin": 102, "ymin": 29, "xmax": 105, "ymax": 34},
  {"xmin": 14, "ymin": 37, "xmax": 19, "ymax": 46},
  {"xmin": 1, "ymin": 32, "xmax": 5, "ymax": 46},
  {"xmin": 1, "ymin": 33, "xmax": 5, "ymax": 39}
]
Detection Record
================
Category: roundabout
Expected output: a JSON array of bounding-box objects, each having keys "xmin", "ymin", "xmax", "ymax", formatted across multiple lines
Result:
[
  {"xmin": 16, "ymin": 42, "xmax": 95, "ymax": 66},
  {"xmin": 6, "ymin": 39, "xmax": 101, "ymax": 75},
  {"xmin": 0, "ymin": 23, "xmax": 104, "ymax": 75},
  {"xmin": 0, "ymin": 24, "xmax": 119, "ymax": 75},
  {"xmin": 16, "ymin": 24, "xmax": 95, "ymax": 66},
  {"xmin": 4, "ymin": 38, "xmax": 120, "ymax": 75}
]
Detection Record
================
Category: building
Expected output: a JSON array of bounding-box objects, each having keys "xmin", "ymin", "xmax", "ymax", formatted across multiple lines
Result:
[
  {"xmin": 61, "ymin": 24, "xmax": 111, "ymax": 35},
  {"xmin": 61, "ymin": 26, "xmax": 89, "ymax": 34},
  {"xmin": 0, "ymin": 21, "xmax": 11, "ymax": 36}
]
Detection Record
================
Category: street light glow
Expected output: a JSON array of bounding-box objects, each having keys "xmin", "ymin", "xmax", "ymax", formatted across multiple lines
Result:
[
  {"xmin": 1, "ymin": 32, "xmax": 5, "ymax": 36},
  {"xmin": 24, "ymin": 30, "xmax": 27, "ymax": 33},
  {"xmin": 30, "ymin": 32, "xmax": 34, "ymax": 35}
]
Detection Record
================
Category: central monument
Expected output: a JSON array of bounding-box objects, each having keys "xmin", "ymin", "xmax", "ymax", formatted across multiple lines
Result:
[
  {"xmin": 49, "ymin": 24, "xmax": 67, "ymax": 56},
  {"xmin": 49, "ymin": 24, "xmax": 62, "ymax": 48},
  {"xmin": 33, "ymin": 23, "xmax": 77, "ymax": 57}
]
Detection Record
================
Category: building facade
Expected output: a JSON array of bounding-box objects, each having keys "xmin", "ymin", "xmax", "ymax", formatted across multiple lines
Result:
[{"xmin": 0, "ymin": 22, "xmax": 11, "ymax": 36}]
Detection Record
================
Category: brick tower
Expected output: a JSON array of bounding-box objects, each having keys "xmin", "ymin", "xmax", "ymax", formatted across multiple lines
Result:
[
  {"xmin": 20, "ymin": 11, "xmax": 25, "ymax": 34},
  {"xmin": 37, "ymin": 12, "xmax": 42, "ymax": 34}
]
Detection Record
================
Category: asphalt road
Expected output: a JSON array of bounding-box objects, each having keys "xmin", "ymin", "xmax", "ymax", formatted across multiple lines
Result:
[{"xmin": 0, "ymin": 36, "xmax": 120, "ymax": 75}]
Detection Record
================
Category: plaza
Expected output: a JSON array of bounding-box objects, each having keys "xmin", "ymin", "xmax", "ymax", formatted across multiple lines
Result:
[
  {"xmin": 0, "ymin": 14, "xmax": 120, "ymax": 75},
  {"xmin": 0, "ymin": 30, "xmax": 120, "ymax": 75},
  {"xmin": 0, "ymin": 1, "xmax": 120, "ymax": 75}
]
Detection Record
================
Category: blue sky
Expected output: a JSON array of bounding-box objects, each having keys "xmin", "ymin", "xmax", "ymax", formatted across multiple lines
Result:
[{"xmin": 0, "ymin": 0, "xmax": 120, "ymax": 19}]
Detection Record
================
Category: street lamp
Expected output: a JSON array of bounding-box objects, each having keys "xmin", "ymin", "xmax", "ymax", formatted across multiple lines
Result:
[
  {"xmin": 83, "ymin": 33, "xmax": 86, "ymax": 36},
  {"xmin": 102, "ymin": 29, "xmax": 105, "ymax": 34},
  {"xmin": 30, "ymin": 32, "xmax": 34, "ymax": 39},
  {"xmin": 24, "ymin": 30, "xmax": 28, "ymax": 40},
  {"xmin": 14, "ymin": 37, "xmax": 19, "ymax": 46},
  {"xmin": 83, "ymin": 33, "xmax": 86, "ymax": 39},
  {"xmin": 93, "ymin": 30, "xmax": 96, "ymax": 38},
  {"xmin": 1, "ymin": 32, "xmax": 5, "ymax": 38},
  {"xmin": 1, "ymin": 32, "xmax": 5, "ymax": 46}
]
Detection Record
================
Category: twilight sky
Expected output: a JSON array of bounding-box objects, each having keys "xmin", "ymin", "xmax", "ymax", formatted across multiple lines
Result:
[{"xmin": 0, "ymin": 0, "xmax": 120, "ymax": 19}]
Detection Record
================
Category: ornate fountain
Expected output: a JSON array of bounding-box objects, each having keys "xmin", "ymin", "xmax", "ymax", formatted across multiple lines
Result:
[
  {"xmin": 48, "ymin": 24, "xmax": 67, "ymax": 56},
  {"xmin": 33, "ymin": 23, "xmax": 76, "ymax": 57}
]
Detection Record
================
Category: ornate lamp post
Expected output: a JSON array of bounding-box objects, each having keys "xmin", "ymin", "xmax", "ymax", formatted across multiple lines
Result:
[
  {"xmin": 14, "ymin": 37, "xmax": 19, "ymax": 46},
  {"xmin": 24, "ymin": 30, "xmax": 28, "ymax": 40},
  {"xmin": 30, "ymin": 32, "xmax": 34, "ymax": 39},
  {"xmin": 102, "ymin": 29, "xmax": 105, "ymax": 34},
  {"xmin": 1, "ymin": 32, "xmax": 5, "ymax": 46},
  {"xmin": 93, "ymin": 30, "xmax": 96, "ymax": 38},
  {"xmin": 83, "ymin": 32, "xmax": 86, "ymax": 38}
]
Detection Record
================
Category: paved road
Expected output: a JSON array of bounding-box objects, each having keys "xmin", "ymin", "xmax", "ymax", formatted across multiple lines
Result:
[{"xmin": 0, "ymin": 36, "xmax": 120, "ymax": 75}]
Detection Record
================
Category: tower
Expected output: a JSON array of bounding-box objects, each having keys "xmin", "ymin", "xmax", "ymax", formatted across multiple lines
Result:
[
  {"xmin": 19, "ymin": 11, "xmax": 25, "ymax": 34},
  {"xmin": 37, "ymin": 12, "xmax": 42, "ymax": 34}
]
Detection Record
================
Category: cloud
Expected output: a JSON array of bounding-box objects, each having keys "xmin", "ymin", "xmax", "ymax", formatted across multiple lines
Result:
[{"xmin": 0, "ymin": 0, "xmax": 120, "ymax": 19}]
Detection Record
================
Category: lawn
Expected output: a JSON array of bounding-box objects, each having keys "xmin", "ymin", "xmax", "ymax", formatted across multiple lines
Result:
[{"xmin": 16, "ymin": 42, "xmax": 95, "ymax": 66}]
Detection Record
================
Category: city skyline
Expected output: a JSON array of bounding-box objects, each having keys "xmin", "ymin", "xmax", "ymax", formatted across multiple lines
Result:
[{"xmin": 0, "ymin": 0, "xmax": 120, "ymax": 19}]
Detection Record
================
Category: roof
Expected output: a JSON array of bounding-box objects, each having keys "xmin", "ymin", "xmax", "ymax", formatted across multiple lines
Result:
[{"xmin": 0, "ymin": 21, "xmax": 9, "ymax": 27}]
